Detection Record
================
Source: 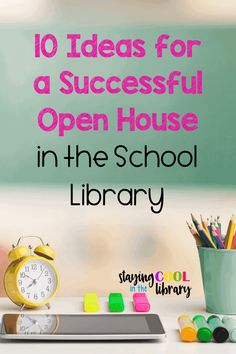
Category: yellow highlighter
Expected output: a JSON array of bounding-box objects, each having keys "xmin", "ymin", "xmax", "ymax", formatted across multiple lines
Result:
[
  {"xmin": 84, "ymin": 293, "xmax": 100, "ymax": 312},
  {"xmin": 178, "ymin": 314, "xmax": 197, "ymax": 342},
  {"xmin": 225, "ymin": 215, "xmax": 236, "ymax": 249}
]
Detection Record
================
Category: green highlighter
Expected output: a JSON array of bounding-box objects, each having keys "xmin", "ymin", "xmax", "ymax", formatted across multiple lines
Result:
[
  {"xmin": 109, "ymin": 293, "xmax": 125, "ymax": 312},
  {"xmin": 193, "ymin": 315, "xmax": 212, "ymax": 342}
]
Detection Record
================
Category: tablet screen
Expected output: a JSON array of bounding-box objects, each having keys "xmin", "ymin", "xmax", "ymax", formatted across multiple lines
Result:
[{"xmin": 2, "ymin": 314, "xmax": 165, "ymax": 336}]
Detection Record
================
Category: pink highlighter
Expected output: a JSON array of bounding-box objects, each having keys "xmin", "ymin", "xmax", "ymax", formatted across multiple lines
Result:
[{"xmin": 133, "ymin": 293, "xmax": 150, "ymax": 312}]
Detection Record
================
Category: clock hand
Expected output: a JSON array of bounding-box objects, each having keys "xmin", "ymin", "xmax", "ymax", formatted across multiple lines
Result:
[
  {"xmin": 26, "ymin": 268, "xmax": 45, "ymax": 289},
  {"xmin": 24, "ymin": 319, "xmax": 43, "ymax": 333},
  {"xmin": 24, "ymin": 267, "xmax": 46, "ymax": 285},
  {"xmin": 27, "ymin": 317, "xmax": 36, "ymax": 325},
  {"xmin": 25, "ymin": 268, "xmax": 45, "ymax": 289},
  {"xmin": 27, "ymin": 279, "xmax": 37, "ymax": 288},
  {"xmin": 37, "ymin": 267, "xmax": 46, "ymax": 280}
]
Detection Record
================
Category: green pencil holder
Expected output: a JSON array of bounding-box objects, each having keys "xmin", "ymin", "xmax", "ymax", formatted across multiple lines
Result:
[{"xmin": 198, "ymin": 247, "xmax": 236, "ymax": 314}]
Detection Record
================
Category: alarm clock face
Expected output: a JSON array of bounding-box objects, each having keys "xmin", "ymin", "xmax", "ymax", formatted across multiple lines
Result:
[
  {"xmin": 17, "ymin": 314, "xmax": 58, "ymax": 334},
  {"xmin": 17, "ymin": 259, "xmax": 57, "ymax": 304}
]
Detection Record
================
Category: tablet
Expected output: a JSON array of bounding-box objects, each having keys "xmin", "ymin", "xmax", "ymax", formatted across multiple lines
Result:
[{"xmin": 0, "ymin": 313, "xmax": 166, "ymax": 341}]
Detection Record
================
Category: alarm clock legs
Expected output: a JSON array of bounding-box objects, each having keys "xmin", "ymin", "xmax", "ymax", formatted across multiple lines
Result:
[
  {"xmin": 20, "ymin": 304, "xmax": 25, "ymax": 312},
  {"xmin": 46, "ymin": 303, "xmax": 51, "ymax": 309}
]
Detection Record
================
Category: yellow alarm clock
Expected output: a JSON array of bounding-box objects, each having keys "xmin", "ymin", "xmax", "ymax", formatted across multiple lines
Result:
[{"xmin": 4, "ymin": 236, "xmax": 59, "ymax": 310}]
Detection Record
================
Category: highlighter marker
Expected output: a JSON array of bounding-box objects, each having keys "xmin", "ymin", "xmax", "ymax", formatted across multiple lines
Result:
[
  {"xmin": 222, "ymin": 316, "xmax": 236, "ymax": 342},
  {"xmin": 207, "ymin": 315, "xmax": 229, "ymax": 343},
  {"xmin": 193, "ymin": 315, "xmax": 212, "ymax": 342},
  {"xmin": 133, "ymin": 293, "xmax": 150, "ymax": 312},
  {"xmin": 109, "ymin": 293, "xmax": 124, "ymax": 312},
  {"xmin": 178, "ymin": 314, "xmax": 197, "ymax": 342},
  {"xmin": 84, "ymin": 293, "xmax": 100, "ymax": 312}
]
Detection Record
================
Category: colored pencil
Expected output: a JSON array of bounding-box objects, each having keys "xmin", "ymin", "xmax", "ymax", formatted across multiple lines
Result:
[
  {"xmin": 191, "ymin": 214, "xmax": 200, "ymax": 231},
  {"xmin": 201, "ymin": 215, "xmax": 217, "ymax": 247},
  {"xmin": 217, "ymin": 216, "xmax": 222, "ymax": 234},
  {"xmin": 211, "ymin": 226, "xmax": 225, "ymax": 249},
  {"xmin": 197, "ymin": 225, "xmax": 216, "ymax": 248},
  {"xmin": 210, "ymin": 223, "xmax": 218, "ymax": 247},
  {"xmin": 232, "ymin": 232, "xmax": 236, "ymax": 249},
  {"xmin": 212, "ymin": 224, "xmax": 225, "ymax": 248},
  {"xmin": 225, "ymin": 215, "xmax": 236, "ymax": 249},
  {"xmin": 187, "ymin": 214, "xmax": 236, "ymax": 250},
  {"xmin": 186, "ymin": 222, "xmax": 202, "ymax": 246},
  {"xmin": 200, "ymin": 215, "xmax": 210, "ymax": 235},
  {"xmin": 207, "ymin": 218, "xmax": 211, "ymax": 235},
  {"xmin": 213, "ymin": 220, "xmax": 221, "ymax": 236}
]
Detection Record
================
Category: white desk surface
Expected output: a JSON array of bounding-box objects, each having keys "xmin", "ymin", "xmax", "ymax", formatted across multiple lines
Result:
[{"xmin": 0, "ymin": 297, "xmax": 235, "ymax": 354}]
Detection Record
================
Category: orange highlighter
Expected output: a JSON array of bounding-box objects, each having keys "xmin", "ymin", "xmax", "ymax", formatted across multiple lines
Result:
[{"xmin": 178, "ymin": 314, "xmax": 197, "ymax": 342}]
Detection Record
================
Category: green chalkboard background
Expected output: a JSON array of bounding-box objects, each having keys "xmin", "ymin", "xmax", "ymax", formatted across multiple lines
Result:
[{"xmin": 0, "ymin": 25, "xmax": 235, "ymax": 186}]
